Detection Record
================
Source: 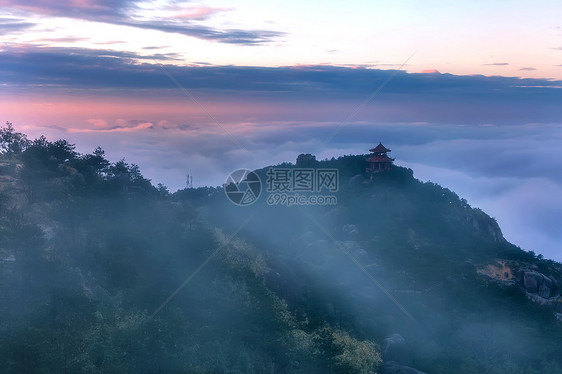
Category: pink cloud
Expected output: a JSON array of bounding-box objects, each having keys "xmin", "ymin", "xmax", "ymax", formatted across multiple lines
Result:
[
  {"xmin": 0, "ymin": 0, "xmax": 112, "ymax": 16},
  {"xmin": 70, "ymin": 121, "xmax": 153, "ymax": 133},
  {"xmin": 169, "ymin": 6, "xmax": 233, "ymax": 20},
  {"xmin": 87, "ymin": 118, "xmax": 108, "ymax": 128},
  {"xmin": 68, "ymin": 0, "xmax": 108, "ymax": 10},
  {"xmin": 421, "ymin": 69, "xmax": 440, "ymax": 74}
]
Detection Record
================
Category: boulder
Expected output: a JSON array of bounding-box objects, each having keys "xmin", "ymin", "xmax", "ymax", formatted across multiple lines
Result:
[
  {"xmin": 523, "ymin": 271, "xmax": 544, "ymax": 293},
  {"xmin": 549, "ymin": 276, "xmax": 560, "ymax": 292},
  {"xmin": 516, "ymin": 269, "xmax": 525, "ymax": 284},
  {"xmin": 538, "ymin": 284, "xmax": 551, "ymax": 298},
  {"xmin": 517, "ymin": 270, "xmax": 560, "ymax": 299},
  {"xmin": 543, "ymin": 276, "xmax": 553, "ymax": 289}
]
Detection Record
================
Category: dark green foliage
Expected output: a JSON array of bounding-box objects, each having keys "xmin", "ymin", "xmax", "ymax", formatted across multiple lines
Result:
[
  {"xmin": 1, "ymin": 129, "xmax": 561, "ymax": 373},
  {"xmin": 0, "ymin": 122, "xmax": 30, "ymax": 157},
  {"xmin": 2, "ymin": 130, "xmax": 383, "ymax": 373}
]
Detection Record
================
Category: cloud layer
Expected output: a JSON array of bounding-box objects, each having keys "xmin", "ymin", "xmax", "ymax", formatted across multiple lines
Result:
[
  {"xmin": 2, "ymin": 46, "xmax": 561, "ymax": 127},
  {"xmin": 0, "ymin": 0, "xmax": 283, "ymax": 44},
  {"xmin": 1, "ymin": 43, "xmax": 561, "ymax": 262},
  {"xmin": 25, "ymin": 120, "xmax": 561, "ymax": 262}
]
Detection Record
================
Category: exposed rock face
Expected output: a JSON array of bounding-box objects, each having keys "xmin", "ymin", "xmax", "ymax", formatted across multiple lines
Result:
[
  {"xmin": 468, "ymin": 212, "xmax": 504, "ymax": 243},
  {"xmin": 478, "ymin": 261, "xmax": 515, "ymax": 281},
  {"xmin": 476, "ymin": 259, "xmax": 562, "ymax": 320},
  {"xmin": 523, "ymin": 271, "xmax": 543, "ymax": 293},
  {"xmin": 479, "ymin": 262, "xmax": 561, "ymax": 308},
  {"xmin": 486, "ymin": 222, "xmax": 503, "ymax": 243},
  {"xmin": 525, "ymin": 293, "xmax": 562, "ymax": 312},
  {"xmin": 518, "ymin": 270, "xmax": 559, "ymax": 299},
  {"xmin": 538, "ymin": 285, "xmax": 550, "ymax": 298},
  {"xmin": 511, "ymin": 269, "xmax": 562, "ymax": 312}
]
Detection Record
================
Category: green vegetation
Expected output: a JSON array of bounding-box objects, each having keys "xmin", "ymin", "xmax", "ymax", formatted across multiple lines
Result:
[{"xmin": 1, "ymin": 123, "xmax": 561, "ymax": 373}]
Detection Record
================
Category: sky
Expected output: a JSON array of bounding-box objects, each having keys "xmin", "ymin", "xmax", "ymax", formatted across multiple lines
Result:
[{"xmin": 1, "ymin": 0, "xmax": 561, "ymax": 261}]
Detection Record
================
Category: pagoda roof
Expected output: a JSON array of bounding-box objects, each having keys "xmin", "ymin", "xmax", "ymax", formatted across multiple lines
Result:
[
  {"xmin": 366, "ymin": 154, "xmax": 395, "ymax": 162},
  {"xmin": 369, "ymin": 142, "xmax": 391, "ymax": 153}
]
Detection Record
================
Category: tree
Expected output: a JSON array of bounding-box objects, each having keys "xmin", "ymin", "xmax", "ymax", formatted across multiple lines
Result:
[
  {"xmin": 128, "ymin": 163, "xmax": 142, "ymax": 182},
  {"xmin": 157, "ymin": 183, "xmax": 170, "ymax": 197},
  {"xmin": 19, "ymin": 136, "xmax": 83, "ymax": 202},
  {"xmin": 296, "ymin": 153, "xmax": 317, "ymax": 167},
  {"xmin": 313, "ymin": 327, "xmax": 381, "ymax": 374},
  {"xmin": 48, "ymin": 139, "xmax": 78, "ymax": 162},
  {"xmin": 106, "ymin": 159, "xmax": 154, "ymax": 194},
  {"xmin": 78, "ymin": 146, "xmax": 110, "ymax": 180},
  {"xmin": 0, "ymin": 122, "xmax": 30, "ymax": 157}
]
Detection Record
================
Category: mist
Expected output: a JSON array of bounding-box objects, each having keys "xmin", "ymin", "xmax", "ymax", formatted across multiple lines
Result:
[
  {"xmin": 2, "ymin": 1, "xmax": 562, "ymax": 370},
  {"xmin": 1, "ymin": 122, "xmax": 562, "ymax": 373}
]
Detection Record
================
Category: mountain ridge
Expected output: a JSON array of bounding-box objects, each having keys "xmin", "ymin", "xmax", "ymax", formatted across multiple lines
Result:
[{"xmin": 1, "ymin": 129, "xmax": 562, "ymax": 373}]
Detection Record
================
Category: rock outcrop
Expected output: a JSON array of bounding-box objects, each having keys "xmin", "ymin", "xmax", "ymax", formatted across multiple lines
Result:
[
  {"xmin": 517, "ymin": 270, "xmax": 559, "ymax": 299},
  {"xmin": 512, "ymin": 269, "xmax": 562, "ymax": 313},
  {"xmin": 468, "ymin": 212, "xmax": 504, "ymax": 243},
  {"xmin": 479, "ymin": 262, "xmax": 562, "ymax": 315}
]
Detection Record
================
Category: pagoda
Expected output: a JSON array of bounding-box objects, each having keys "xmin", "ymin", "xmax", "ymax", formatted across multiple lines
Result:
[{"xmin": 366, "ymin": 142, "xmax": 394, "ymax": 173}]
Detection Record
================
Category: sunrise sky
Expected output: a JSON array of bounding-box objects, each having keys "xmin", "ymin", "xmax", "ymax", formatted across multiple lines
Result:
[{"xmin": 1, "ymin": 0, "xmax": 562, "ymax": 260}]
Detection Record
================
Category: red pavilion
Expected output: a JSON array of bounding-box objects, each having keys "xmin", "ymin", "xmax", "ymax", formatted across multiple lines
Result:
[{"xmin": 366, "ymin": 142, "xmax": 394, "ymax": 173}]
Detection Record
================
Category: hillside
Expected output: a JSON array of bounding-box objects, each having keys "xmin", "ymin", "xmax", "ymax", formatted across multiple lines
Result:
[{"xmin": 1, "ymin": 128, "xmax": 562, "ymax": 373}]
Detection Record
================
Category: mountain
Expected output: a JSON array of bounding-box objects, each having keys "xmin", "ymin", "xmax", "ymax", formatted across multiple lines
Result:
[{"xmin": 1, "ymin": 129, "xmax": 561, "ymax": 373}]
